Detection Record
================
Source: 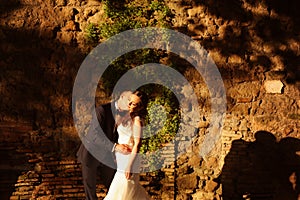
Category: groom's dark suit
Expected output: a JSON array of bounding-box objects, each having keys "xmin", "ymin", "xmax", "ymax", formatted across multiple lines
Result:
[{"xmin": 77, "ymin": 102, "xmax": 118, "ymax": 200}]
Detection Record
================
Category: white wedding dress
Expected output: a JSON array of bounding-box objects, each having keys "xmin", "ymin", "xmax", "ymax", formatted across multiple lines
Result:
[{"xmin": 104, "ymin": 124, "xmax": 151, "ymax": 200}]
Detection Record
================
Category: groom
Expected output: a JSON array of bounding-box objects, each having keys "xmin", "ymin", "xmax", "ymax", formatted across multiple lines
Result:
[{"xmin": 77, "ymin": 91, "xmax": 133, "ymax": 200}]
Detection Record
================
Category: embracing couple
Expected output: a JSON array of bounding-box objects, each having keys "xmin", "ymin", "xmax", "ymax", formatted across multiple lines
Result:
[{"xmin": 76, "ymin": 90, "xmax": 151, "ymax": 200}]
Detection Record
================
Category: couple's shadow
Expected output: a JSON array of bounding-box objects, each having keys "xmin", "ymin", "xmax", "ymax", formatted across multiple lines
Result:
[{"xmin": 221, "ymin": 131, "xmax": 300, "ymax": 200}]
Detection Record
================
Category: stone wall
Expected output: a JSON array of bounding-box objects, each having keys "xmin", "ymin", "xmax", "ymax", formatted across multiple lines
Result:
[
  {"xmin": 0, "ymin": 0, "xmax": 299, "ymax": 199},
  {"xmin": 168, "ymin": 0, "xmax": 300, "ymax": 199}
]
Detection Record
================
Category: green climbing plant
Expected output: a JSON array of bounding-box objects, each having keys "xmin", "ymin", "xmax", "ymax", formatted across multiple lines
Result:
[
  {"xmin": 139, "ymin": 85, "xmax": 180, "ymax": 171},
  {"xmin": 141, "ymin": 87, "xmax": 180, "ymax": 151},
  {"xmin": 85, "ymin": 0, "xmax": 173, "ymax": 93},
  {"xmin": 86, "ymin": 0, "xmax": 172, "ymax": 43},
  {"xmin": 85, "ymin": 0, "xmax": 178, "ymax": 170}
]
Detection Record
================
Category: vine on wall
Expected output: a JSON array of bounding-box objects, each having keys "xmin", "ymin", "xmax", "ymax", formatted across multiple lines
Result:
[{"xmin": 85, "ymin": 0, "xmax": 179, "ymax": 168}]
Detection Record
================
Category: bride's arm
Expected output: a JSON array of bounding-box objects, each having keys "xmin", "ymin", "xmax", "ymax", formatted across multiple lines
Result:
[{"xmin": 125, "ymin": 116, "xmax": 142, "ymax": 179}]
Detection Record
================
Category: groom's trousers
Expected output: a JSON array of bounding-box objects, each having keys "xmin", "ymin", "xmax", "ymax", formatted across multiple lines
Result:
[{"xmin": 78, "ymin": 144, "xmax": 116, "ymax": 200}]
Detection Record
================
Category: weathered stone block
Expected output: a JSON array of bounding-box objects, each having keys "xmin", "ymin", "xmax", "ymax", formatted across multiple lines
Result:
[
  {"xmin": 205, "ymin": 179, "xmax": 219, "ymax": 192},
  {"xmin": 176, "ymin": 174, "xmax": 198, "ymax": 190},
  {"xmin": 264, "ymin": 80, "xmax": 284, "ymax": 94}
]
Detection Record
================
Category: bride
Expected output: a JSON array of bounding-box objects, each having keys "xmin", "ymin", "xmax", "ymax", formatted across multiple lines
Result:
[{"xmin": 104, "ymin": 90, "xmax": 151, "ymax": 200}]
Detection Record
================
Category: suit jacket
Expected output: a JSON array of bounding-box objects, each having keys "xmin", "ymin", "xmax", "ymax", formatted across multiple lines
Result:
[{"xmin": 77, "ymin": 102, "xmax": 118, "ymax": 168}]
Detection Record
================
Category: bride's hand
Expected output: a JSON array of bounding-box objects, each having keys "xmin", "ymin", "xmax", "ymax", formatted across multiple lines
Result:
[{"xmin": 125, "ymin": 166, "xmax": 132, "ymax": 179}]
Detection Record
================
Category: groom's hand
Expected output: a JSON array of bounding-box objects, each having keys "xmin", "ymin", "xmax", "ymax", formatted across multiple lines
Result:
[{"xmin": 115, "ymin": 144, "xmax": 132, "ymax": 154}]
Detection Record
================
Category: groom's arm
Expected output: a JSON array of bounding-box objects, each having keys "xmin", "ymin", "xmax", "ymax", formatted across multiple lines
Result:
[
  {"xmin": 83, "ymin": 105, "xmax": 114, "ymax": 155},
  {"xmin": 94, "ymin": 105, "xmax": 131, "ymax": 154}
]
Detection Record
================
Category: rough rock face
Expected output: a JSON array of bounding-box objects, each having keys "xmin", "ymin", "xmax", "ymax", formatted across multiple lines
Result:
[{"xmin": 0, "ymin": 0, "xmax": 299, "ymax": 199}]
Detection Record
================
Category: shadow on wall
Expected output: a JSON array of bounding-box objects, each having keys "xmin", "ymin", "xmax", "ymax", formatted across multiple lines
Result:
[
  {"xmin": 221, "ymin": 130, "xmax": 300, "ymax": 200},
  {"xmin": 176, "ymin": 0, "xmax": 300, "ymax": 84},
  {"xmin": 0, "ymin": 3, "xmax": 85, "ymax": 127},
  {"xmin": 0, "ymin": 2, "xmax": 85, "ymax": 199}
]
